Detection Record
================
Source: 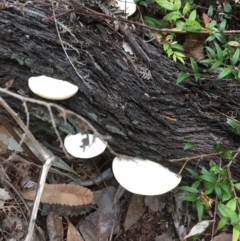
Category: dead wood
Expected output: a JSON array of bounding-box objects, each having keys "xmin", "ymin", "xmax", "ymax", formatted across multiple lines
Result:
[{"xmin": 0, "ymin": 0, "xmax": 240, "ymax": 176}]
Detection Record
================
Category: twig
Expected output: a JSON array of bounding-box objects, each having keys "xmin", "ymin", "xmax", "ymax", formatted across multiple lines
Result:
[
  {"xmin": 170, "ymin": 149, "xmax": 239, "ymax": 162},
  {"xmin": 24, "ymin": 155, "xmax": 54, "ymax": 241},
  {"xmin": 0, "ymin": 87, "xmax": 123, "ymax": 157}
]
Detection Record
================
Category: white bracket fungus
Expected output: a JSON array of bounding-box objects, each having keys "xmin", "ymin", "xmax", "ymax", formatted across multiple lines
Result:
[
  {"xmin": 122, "ymin": 42, "xmax": 134, "ymax": 55},
  {"xmin": 64, "ymin": 133, "xmax": 107, "ymax": 159},
  {"xmin": 28, "ymin": 75, "xmax": 78, "ymax": 100},
  {"xmin": 113, "ymin": 0, "xmax": 136, "ymax": 18},
  {"xmin": 112, "ymin": 157, "xmax": 182, "ymax": 195}
]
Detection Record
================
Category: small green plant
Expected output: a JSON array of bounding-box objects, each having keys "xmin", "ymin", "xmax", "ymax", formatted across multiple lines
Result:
[
  {"xmin": 142, "ymin": 0, "xmax": 240, "ymax": 83},
  {"xmin": 177, "ymin": 140, "xmax": 240, "ymax": 241}
]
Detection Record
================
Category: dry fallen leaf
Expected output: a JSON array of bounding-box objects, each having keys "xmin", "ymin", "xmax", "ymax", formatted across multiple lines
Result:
[
  {"xmin": 0, "ymin": 188, "xmax": 11, "ymax": 208},
  {"xmin": 183, "ymin": 33, "xmax": 205, "ymax": 60},
  {"xmin": 212, "ymin": 232, "xmax": 232, "ymax": 241},
  {"xmin": 78, "ymin": 186, "xmax": 119, "ymax": 241},
  {"xmin": 46, "ymin": 211, "xmax": 63, "ymax": 241},
  {"xmin": 21, "ymin": 184, "xmax": 93, "ymax": 206},
  {"xmin": 67, "ymin": 219, "xmax": 84, "ymax": 241},
  {"xmin": 145, "ymin": 195, "xmax": 160, "ymax": 212},
  {"xmin": 202, "ymin": 12, "xmax": 212, "ymax": 28},
  {"xmin": 124, "ymin": 194, "xmax": 146, "ymax": 231},
  {"xmin": 184, "ymin": 220, "xmax": 212, "ymax": 240}
]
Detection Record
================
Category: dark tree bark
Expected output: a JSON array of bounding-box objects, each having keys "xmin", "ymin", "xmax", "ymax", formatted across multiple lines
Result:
[{"xmin": 0, "ymin": 0, "xmax": 240, "ymax": 175}]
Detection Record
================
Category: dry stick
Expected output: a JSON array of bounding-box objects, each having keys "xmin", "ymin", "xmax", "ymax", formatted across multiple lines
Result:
[
  {"xmin": 0, "ymin": 117, "xmax": 42, "ymax": 165},
  {"xmin": 170, "ymin": 149, "xmax": 239, "ymax": 162},
  {"xmin": 0, "ymin": 87, "xmax": 124, "ymax": 158},
  {"xmin": 0, "ymin": 97, "xmax": 54, "ymax": 241},
  {"xmin": 24, "ymin": 156, "xmax": 54, "ymax": 241}
]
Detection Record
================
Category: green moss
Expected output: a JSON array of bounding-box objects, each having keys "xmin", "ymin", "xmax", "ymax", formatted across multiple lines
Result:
[
  {"xmin": 11, "ymin": 53, "xmax": 25, "ymax": 65},
  {"xmin": 87, "ymin": 112, "xmax": 98, "ymax": 122},
  {"xmin": 106, "ymin": 124, "xmax": 126, "ymax": 136}
]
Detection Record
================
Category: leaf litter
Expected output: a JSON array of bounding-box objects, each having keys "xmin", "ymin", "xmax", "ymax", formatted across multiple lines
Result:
[{"xmin": 0, "ymin": 124, "xmax": 227, "ymax": 241}]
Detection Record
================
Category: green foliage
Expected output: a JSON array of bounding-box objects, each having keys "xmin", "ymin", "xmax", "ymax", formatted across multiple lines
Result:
[
  {"xmin": 177, "ymin": 142, "xmax": 240, "ymax": 240},
  {"xmin": 183, "ymin": 142, "xmax": 195, "ymax": 151},
  {"xmin": 143, "ymin": 0, "xmax": 239, "ymax": 83}
]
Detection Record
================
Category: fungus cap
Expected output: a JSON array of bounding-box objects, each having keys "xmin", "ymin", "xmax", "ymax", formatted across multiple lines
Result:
[
  {"xmin": 114, "ymin": 0, "xmax": 136, "ymax": 17},
  {"xmin": 112, "ymin": 157, "xmax": 182, "ymax": 195},
  {"xmin": 64, "ymin": 133, "xmax": 107, "ymax": 159},
  {"xmin": 28, "ymin": 75, "xmax": 78, "ymax": 100}
]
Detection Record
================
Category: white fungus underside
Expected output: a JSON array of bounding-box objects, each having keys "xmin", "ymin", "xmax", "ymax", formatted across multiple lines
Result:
[
  {"xmin": 114, "ymin": 0, "xmax": 136, "ymax": 17},
  {"xmin": 28, "ymin": 75, "xmax": 78, "ymax": 100},
  {"xmin": 112, "ymin": 157, "xmax": 182, "ymax": 195},
  {"xmin": 64, "ymin": 133, "xmax": 107, "ymax": 159}
]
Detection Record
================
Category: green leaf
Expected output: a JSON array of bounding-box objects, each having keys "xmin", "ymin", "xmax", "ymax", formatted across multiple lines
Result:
[
  {"xmin": 183, "ymin": 2, "xmax": 190, "ymax": 15},
  {"xmin": 201, "ymin": 166, "xmax": 208, "ymax": 175},
  {"xmin": 238, "ymin": 68, "xmax": 240, "ymax": 80},
  {"xmin": 209, "ymin": 160, "xmax": 217, "ymax": 168},
  {"xmin": 233, "ymin": 227, "xmax": 240, "ymax": 241},
  {"xmin": 215, "ymin": 185, "xmax": 222, "ymax": 199},
  {"xmin": 227, "ymin": 118, "xmax": 240, "ymax": 134},
  {"xmin": 186, "ymin": 168, "xmax": 199, "ymax": 179},
  {"xmin": 218, "ymin": 203, "xmax": 239, "ymax": 223},
  {"xmin": 175, "ymin": 20, "xmax": 185, "ymax": 29},
  {"xmin": 218, "ymin": 203, "xmax": 230, "ymax": 218},
  {"xmin": 177, "ymin": 72, "xmax": 190, "ymax": 83},
  {"xmin": 226, "ymin": 199, "xmax": 237, "ymax": 211},
  {"xmin": 184, "ymin": 142, "xmax": 195, "ymax": 151},
  {"xmin": 220, "ymin": 149, "xmax": 233, "ymax": 160},
  {"xmin": 140, "ymin": 1, "xmax": 148, "ymax": 7},
  {"xmin": 199, "ymin": 58, "xmax": 216, "ymax": 64},
  {"xmin": 194, "ymin": 72, "xmax": 200, "ymax": 81},
  {"xmin": 178, "ymin": 186, "xmax": 199, "ymax": 193},
  {"xmin": 208, "ymin": 5, "xmax": 213, "ymax": 17},
  {"xmin": 214, "ymin": 33, "xmax": 226, "ymax": 44},
  {"xmin": 188, "ymin": 10, "xmax": 197, "ymax": 21},
  {"xmin": 214, "ymin": 141, "xmax": 222, "ymax": 152},
  {"xmin": 190, "ymin": 57, "xmax": 198, "ymax": 72},
  {"xmin": 216, "ymin": 67, "xmax": 232, "ymax": 80},
  {"xmin": 209, "ymin": 60, "xmax": 223, "ymax": 71},
  {"xmin": 167, "ymin": 47, "xmax": 173, "ymax": 57},
  {"xmin": 174, "ymin": 51, "xmax": 185, "ymax": 58},
  {"xmin": 205, "ymin": 182, "xmax": 215, "ymax": 195},
  {"xmin": 163, "ymin": 43, "xmax": 170, "ymax": 51},
  {"xmin": 231, "ymin": 48, "xmax": 240, "ymax": 65},
  {"xmin": 173, "ymin": 54, "xmax": 177, "ymax": 62},
  {"xmin": 182, "ymin": 25, "xmax": 202, "ymax": 33},
  {"xmin": 206, "ymin": 35, "xmax": 216, "ymax": 42},
  {"xmin": 224, "ymin": 3, "xmax": 232, "ymax": 13},
  {"xmin": 219, "ymin": 179, "xmax": 231, "ymax": 194},
  {"xmin": 174, "ymin": 0, "xmax": 181, "ymax": 10},
  {"xmin": 205, "ymin": 46, "xmax": 216, "ymax": 58},
  {"xmin": 192, "ymin": 181, "xmax": 200, "ymax": 189},
  {"xmin": 219, "ymin": 19, "xmax": 227, "ymax": 32},
  {"xmin": 163, "ymin": 11, "xmax": 182, "ymax": 21},
  {"xmin": 144, "ymin": 16, "xmax": 161, "ymax": 28},
  {"xmin": 233, "ymin": 225, "xmax": 240, "ymax": 233},
  {"xmin": 199, "ymin": 173, "xmax": 216, "ymax": 183},
  {"xmin": 214, "ymin": 42, "xmax": 223, "ymax": 61},
  {"xmin": 177, "ymin": 193, "xmax": 198, "ymax": 202},
  {"xmin": 209, "ymin": 20, "xmax": 217, "ymax": 30},
  {"xmin": 234, "ymin": 183, "xmax": 240, "ymax": 191},
  {"xmin": 196, "ymin": 200, "xmax": 204, "ymax": 221},
  {"xmin": 217, "ymin": 217, "xmax": 228, "ymax": 230},
  {"xmin": 170, "ymin": 43, "xmax": 184, "ymax": 50},
  {"xmin": 227, "ymin": 41, "xmax": 240, "ymax": 47},
  {"xmin": 155, "ymin": 0, "xmax": 175, "ymax": 10},
  {"xmin": 176, "ymin": 56, "xmax": 185, "ymax": 64},
  {"xmin": 222, "ymin": 192, "xmax": 232, "ymax": 202}
]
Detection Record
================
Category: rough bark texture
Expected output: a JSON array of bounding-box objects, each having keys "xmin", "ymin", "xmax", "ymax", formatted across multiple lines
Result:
[{"xmin": 0, "ymin": 0, "xmax": 240, "ymax": 175}]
